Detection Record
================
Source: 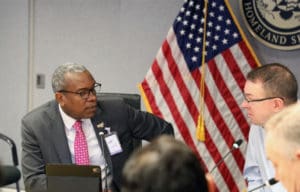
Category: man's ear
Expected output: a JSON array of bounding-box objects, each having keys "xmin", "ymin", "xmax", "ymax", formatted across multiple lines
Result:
[
  {"xmin": 205, "ymin": 173, "xmax": 216, "ymax": 192},
  {"xmin": 273, "ymin": 98, "xmax": 285, "ymax": 112},
  {"xmin": 55, "ymin": 92, "xmax": 64, "ymax": 106}
]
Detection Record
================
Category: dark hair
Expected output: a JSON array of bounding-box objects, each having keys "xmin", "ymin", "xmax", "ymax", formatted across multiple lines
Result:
[
  {"xmin": 121, "ymin": 136, "xmax": 208, "ymax": 192},
  {"xmin": 247, "ymin": 63, "xmax": 298, "ymax": 105}
]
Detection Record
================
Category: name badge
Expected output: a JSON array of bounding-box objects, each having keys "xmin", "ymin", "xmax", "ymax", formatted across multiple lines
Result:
[{"xmin": 104, "ymin": 132, "xmax": 123, "ymax": 155}]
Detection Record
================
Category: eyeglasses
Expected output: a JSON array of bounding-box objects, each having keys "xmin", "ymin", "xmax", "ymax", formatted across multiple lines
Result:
[
  {"xmin": 244, "ymin": 96, "xmax": 284, "ymax": 103},
  {"xmin": 58, "ymin": 83, "xmax": 101, "ymax": 100}
]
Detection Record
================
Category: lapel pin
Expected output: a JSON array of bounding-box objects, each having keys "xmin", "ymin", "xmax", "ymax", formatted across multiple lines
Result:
[{"xmin": 97, "ymin": 122, "xmax": 105, "ymax": 128}]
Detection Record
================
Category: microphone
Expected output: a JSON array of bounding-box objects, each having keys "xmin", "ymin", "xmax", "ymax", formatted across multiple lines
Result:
[
  {"xmin": 210, "ymin": 139, "xmax": 243, "ymax": 173},
  {"xmin": 232, "ymin": 139, "xmax": 243, "ymax": 149},
  {"xmin": 99, "ymin": 132, "xmax": 109, "ymax": 192},
  {"xmin": 0, "ymin": 165, "xmax": 21, "ymax": 187},
  {"xmin": 248, "ymin": 178, "xmax": 278, "ymax": 192}
]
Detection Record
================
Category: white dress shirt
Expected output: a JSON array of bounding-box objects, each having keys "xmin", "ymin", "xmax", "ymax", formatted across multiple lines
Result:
[
  {"xmin": 59, "ymin": 105, "xmax": 111, "ymax": 189},
  {"xmin": 244, "ymin": 124, "xmax": 286, "ymax": 192}
]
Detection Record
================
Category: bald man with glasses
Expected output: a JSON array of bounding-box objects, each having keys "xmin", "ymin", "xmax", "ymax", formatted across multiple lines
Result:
[
  {"xmin": 241, "ymin": 63, "xmax": 298, "ymax": 192},
  {"xmin": 21, "ymin": 63, "xmax": 174, "ymax": 192}
]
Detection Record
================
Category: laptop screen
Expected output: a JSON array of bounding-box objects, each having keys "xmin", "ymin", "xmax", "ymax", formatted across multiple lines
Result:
[{"xmin": 46, "ymin": 164, "xmax": 102, "ymax": 192}]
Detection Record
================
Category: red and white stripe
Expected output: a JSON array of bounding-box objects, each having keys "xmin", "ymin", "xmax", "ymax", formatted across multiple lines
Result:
[{"xmin": 140, "ymin": 24, "xmax": 259, "ymax": 191}]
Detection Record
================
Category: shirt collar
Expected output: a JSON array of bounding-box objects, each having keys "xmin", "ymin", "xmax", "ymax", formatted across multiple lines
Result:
[
  {"xmin": 58, "ymin": 104, "xmax": 91, "ymax": 131},
  {"xmin": 59, "ymin": 105, "xmax": 77, "ymax": 131}
]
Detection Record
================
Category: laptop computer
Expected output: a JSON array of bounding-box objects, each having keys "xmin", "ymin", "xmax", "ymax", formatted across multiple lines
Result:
[{"xmin": 46, "ymin": 164, "xmax": 102, "ymax": 192}]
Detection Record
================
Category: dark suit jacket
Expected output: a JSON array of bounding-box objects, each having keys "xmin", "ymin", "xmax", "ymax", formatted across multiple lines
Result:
[{"xmin": 21, "ymin": 99, "xmax": 173, "ymax": 192}]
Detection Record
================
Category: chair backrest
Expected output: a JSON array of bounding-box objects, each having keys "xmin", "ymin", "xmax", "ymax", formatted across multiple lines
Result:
[
  {"xmin": 97, "ymin": 92, "xmax": 141, "ymax": 110},
  {"xmin": 0, "ymin": 133, "xmax": 18, "ymax": 166},
  {"xmin": 97, "ymin": 92, "xmax": 142, "ymax": 148},
  {"xmin": 0, "ymin": 133, "xmax": 20, "ymax": 191}
]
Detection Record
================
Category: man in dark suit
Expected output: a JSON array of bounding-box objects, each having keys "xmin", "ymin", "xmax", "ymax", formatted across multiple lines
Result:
[{"xmin": 21, "ymin": 63, "xmax": 174, "ymax": 192}]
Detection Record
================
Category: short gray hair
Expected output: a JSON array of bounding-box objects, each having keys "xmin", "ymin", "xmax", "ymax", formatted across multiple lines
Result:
[
  {"xmin": 51, "ymin": 62, "xmax": 87, "ymax": 92},
  {"xmin": 265, "ymin": 103, "xmax": 300, "ymax": 158}
]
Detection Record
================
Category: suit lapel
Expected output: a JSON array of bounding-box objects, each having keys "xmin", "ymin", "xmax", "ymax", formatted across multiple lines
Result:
[
  {"xmin": 47, "ymin": 101, "xmax": 72, "ymax": 163},
  {"xmin": 91, "ymin": 105, "xmax": 113, "ymax": 171}
]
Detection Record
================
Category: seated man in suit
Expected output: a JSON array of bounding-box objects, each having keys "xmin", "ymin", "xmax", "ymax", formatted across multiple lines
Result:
[
  {"xmin": 21, "ymin": 62, "xmax": 174, "ymax": 192},
  {"xmin": 122, "ymin": 135, "xmax": 215, "ymax": 192}
]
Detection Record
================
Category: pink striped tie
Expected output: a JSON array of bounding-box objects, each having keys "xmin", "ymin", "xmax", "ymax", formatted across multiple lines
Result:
[{"xmin": 73, "ymin": 120, "xmax": 90, "ymax": 165}]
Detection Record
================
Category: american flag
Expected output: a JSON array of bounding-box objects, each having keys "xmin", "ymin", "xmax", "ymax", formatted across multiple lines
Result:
[{"xmin": 139, "ymin": 0, "xmax": 260, "ymax": 191}]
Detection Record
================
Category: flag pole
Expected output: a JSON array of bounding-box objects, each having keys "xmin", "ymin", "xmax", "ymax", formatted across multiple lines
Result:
[
  {"xmin": 224, "ymin": 0, "xmax": 261, "ymax": 67},
  {"xmin": 196, "ymin": 0, "xmax": 208, "ymax": 142}
]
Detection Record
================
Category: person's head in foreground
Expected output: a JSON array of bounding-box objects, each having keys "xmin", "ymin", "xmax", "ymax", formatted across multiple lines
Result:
[
  {"xmin": 265, "ymin": 103, "xmax": 300, "ymax": 192},
  {"xmin": 121, "ymin": 135, "xmax": 215, "ymax": 192},
  {"xmin": 241, "ymin": 63, "xmax": 298, "ymax": 126}
]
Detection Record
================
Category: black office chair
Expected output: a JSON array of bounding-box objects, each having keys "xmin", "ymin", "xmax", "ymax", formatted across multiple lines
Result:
[
  {"xmin": 97, "ymin": 92, "xmax": 141, "ymax": 110},
  {"xmin": 97, "ymin": 92, "xmax": 142, "ymax": 148},
  {"xmin": 0, "ymin": 133, "xmax": 21, "ymax": 192}
]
